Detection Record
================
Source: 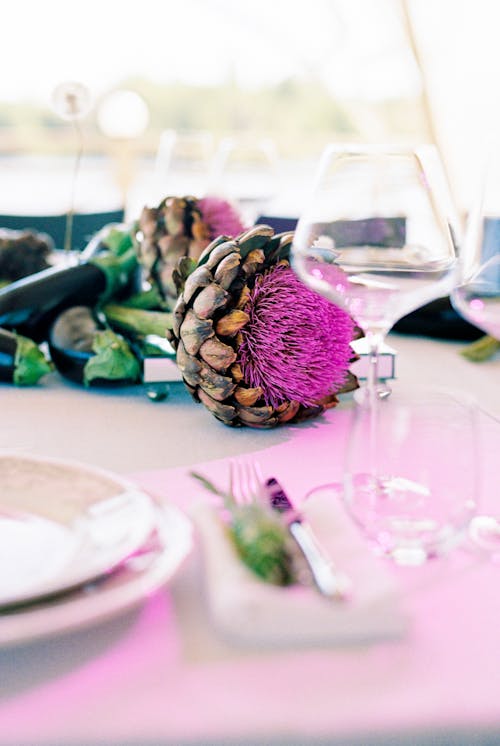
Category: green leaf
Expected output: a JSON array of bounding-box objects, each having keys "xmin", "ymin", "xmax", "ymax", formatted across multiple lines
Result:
[
  {"xmin": 119, "ymin": 286, "xmax": 167, "ymax": 310},
  {"xmin": 230, "ymin": 504, "xmax": 295, "ymax": 585},
  {"xmin": 461, "ymin": 334, "xmax": 500, "ymax": 362},
  {"xmin": 102, "ymin": 228, "xmax": 134, "ymax": 257},
  {"xmin": 14, "ymin": 335, "xmax": 53, "ymax": 386},
  {"xmin": 83, "ymin": 329, "xmax": 140, "ymax": 386},
  {"xmin": 103, "ymin": 303, "xmax": 173, "ymax": 337}
]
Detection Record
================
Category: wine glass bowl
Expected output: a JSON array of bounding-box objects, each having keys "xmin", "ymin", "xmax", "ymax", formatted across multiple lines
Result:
[
  {"xmin": 450, "ymin": 186, "xmax": 500, "ymax": 559},
  {"xmin": 291, "ymin": 144, "xmax": 459, "ymax": 403}
]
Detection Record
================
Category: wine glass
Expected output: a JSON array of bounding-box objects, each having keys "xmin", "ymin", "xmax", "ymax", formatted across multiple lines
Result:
[
  {"xmin": 450, "ymin": 170, "xmax": 500, "ymax": 558},
  {"xmin": 291, "ymin": 143, "xmax": 460, "ymax": 407},
  {"xmin": 341, "ymin": 385, "xmax": 479, "ymax": 565},
  {"xmin": 209, "ymin": 136, "xmax": 279, "ymax": 225},
  {"xmin": 154, "ymin": 129, "xmax": 214, "ymax": 198},
  {"xmin": 451, "ymin": 191, "xmax": 500, "ymax": 343}
]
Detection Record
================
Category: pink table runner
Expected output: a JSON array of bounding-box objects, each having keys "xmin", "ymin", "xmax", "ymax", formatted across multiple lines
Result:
[{"xmin": 0, "ymin": 406, "xmax": 499, "ymax": 745}]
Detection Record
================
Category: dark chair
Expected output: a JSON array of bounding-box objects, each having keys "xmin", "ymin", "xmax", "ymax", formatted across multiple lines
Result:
[
  {"xmin": 0, "ymin": 209, "xmax": 125, "ymax": 251},
  {"xmin": 255, "ymin": 215, "xmax": 297, "ymax": 233}
]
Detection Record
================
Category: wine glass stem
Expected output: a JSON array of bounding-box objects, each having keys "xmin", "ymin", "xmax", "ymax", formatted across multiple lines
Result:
[
  {"xmin": 366, "ymin": 332, "xmax": 384, "ymax": 406},
  {"xmin": 366, "ymin": 333, "xmax": 384, "ymax": 477}
]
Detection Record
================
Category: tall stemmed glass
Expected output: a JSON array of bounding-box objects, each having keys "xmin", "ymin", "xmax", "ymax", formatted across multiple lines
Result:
[
  {"xmin": 291, "ymin": 145, "xmax": 462, "ymax": 564},
  {"xmin": 291, "ymin": 144, "xmax": 460, "ymax": 408},
  {"xmin": 450, "ymin": 168, "xmax": 500, "ymax": 557}
]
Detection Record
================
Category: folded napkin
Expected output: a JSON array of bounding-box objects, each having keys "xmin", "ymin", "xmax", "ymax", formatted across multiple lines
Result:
[{"xmin": 192, "ymin": 488, "xmax": 408, "ymax": 648}]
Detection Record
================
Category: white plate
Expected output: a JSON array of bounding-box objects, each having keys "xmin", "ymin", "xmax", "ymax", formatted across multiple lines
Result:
[
  {"xmin": 0, "ymin": 453, "xmax": 158, "ymax": 607},
  {"xmin": 0, "ymin": 502, "xmax": 192, "ymax": 647}
]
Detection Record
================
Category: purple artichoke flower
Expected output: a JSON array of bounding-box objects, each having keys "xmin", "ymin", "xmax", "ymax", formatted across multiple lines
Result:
[{"xmin": 239, "ymin": 264, "xmax": 355, "ymax": 408}]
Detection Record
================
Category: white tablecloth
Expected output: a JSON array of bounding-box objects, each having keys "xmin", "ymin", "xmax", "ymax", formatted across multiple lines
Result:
[{"xmin": 0, "ymin": 333, "xmax": 499, "ymax": 746}]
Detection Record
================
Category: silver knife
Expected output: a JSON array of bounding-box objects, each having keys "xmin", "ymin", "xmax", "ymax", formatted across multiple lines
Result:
[{"xmin": 264, "ymin": 477, "xmax": 351, "ymax": 600}]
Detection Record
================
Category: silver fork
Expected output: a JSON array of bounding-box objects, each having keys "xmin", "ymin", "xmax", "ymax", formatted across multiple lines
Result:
[
  {"xmin": 230, "ymin": 459, "xmax": 351, "ymax": 601},
  {"xmin": 229, "ymin": 458, "xmax": 265, "ymax": 506}
]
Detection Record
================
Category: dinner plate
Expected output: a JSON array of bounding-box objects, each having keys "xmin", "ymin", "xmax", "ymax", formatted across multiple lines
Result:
[
  {"xmin": 0, "ymin": 453, "xmax": 159, "ymax": 608},
  {"xmin": 0, "ymin": 502, "xmax": 192, "ymax": 647}
]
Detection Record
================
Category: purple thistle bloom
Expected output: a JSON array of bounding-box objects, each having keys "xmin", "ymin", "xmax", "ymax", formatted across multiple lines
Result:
[
  {"xmin": 198, "ymin": 196, "xmax": 247, "ymax": 240},
  {"xmin": 238, "ymin": 264, "xmax": 355, "ymax": 409}
]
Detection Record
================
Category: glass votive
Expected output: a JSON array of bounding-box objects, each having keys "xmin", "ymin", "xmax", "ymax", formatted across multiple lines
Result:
[{"xmin": 342, "ymin": 386, "xmax": 479, "ymax": 566}]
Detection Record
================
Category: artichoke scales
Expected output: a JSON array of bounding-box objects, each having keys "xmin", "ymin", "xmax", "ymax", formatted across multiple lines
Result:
[
  {"xmin": 136, "ymin": 196, "xmax": 212, "ymax": 307},
  {"xmin": 168, "ymin": 226, "xmax": 358, "ymax": 428}
]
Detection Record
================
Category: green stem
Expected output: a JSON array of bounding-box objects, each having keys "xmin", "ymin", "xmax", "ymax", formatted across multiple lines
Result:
[
  {"xmin": 90, "ymin": 247, "xmax": 139, "ymax": 302},
  {"xmin": 103, "ymin": 303, "xmax": 173, "ymax": 337}
]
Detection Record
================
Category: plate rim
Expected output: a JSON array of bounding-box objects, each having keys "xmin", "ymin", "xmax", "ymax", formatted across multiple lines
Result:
[
  {"xmin": 0, "ymin": 451, "xmax": 160, "ymax": 607},
  {"xmin": 0, "ymin": 502, "xmax": 192, "ymax": 647}
]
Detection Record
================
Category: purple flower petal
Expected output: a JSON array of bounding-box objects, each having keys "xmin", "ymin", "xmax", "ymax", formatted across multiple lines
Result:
[
  {"xmin": 239, "ymin": 265, "xmax": 355, "ymax": 408},
  {"xmin": 198, "ymin": 196, "xmax": 246, "ymax": 240}
]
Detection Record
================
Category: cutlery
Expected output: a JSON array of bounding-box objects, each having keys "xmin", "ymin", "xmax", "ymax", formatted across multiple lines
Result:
[{"xmin": 264, "ymin": 475, "xmax": 352, "ymax": 600}]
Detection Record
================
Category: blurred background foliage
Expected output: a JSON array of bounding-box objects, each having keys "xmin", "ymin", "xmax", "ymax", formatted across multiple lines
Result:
[{"xmin": 0, "ymin": 76, "xmax": 426, "ymax": 158}]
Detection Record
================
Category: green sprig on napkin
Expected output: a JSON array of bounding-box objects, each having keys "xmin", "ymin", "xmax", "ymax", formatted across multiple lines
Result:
[{"xmin": 191, "ymin": 472, "xmax": 296, "ymax": 586}]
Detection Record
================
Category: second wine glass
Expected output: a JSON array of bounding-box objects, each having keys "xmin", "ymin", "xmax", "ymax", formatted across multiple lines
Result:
[
  {"xmin": 291, "ymin": 144, "xmax": 459, "ymax": 406},
  {"xmin": 450, "ymin": 169, "xmax": 500, "ymax": 558}
]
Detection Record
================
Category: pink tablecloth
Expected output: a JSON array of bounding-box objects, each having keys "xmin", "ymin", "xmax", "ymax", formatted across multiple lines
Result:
[{"xmin": 0, "ymin": 404, "xmax": 499, "ymax": 746}]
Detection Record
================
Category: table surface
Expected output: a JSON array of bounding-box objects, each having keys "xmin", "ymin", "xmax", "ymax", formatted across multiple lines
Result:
[{"xmin": 1, "ymin": 333, "xmax": 500, "ymax": 746}]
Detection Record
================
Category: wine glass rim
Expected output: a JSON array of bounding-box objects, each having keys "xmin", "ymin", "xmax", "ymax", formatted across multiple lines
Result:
[{"xmin": 319, "ymin": 142, "xmax": 438, "ymax": 157}]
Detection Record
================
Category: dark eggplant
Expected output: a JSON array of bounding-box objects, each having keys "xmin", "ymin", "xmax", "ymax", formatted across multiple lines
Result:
[
  {"xmin": 48, "ymin": 306, "xmax": 140, "ymax": 387},
  {"xmin": 0, "ymin": 248, "xmax": 139, "ymax": 342},
  {"xmin": 393, "ymin": 296, "xmax": 483, "ymax": 341},
  {"xmin": 48, "ymin": 306, "xmax": 99, "ymax": 384},
  {"xmin": 0, "ymin": 327, "xmax": 52, "ymax": 385}
]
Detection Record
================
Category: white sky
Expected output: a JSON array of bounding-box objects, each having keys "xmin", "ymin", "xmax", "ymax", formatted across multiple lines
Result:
[
  {"xmin": 3, "ymin": 0, "xmax": 500, "ymax": 209},
  {"xmin": 1, "ymin": 0, "xmax": 419, "ymax": 105}
]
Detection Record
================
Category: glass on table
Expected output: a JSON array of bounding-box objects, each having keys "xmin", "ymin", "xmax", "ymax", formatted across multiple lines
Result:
[
  {"xmin": 209, "ymin": 135, "xmax": 279, "ymax": 225},
  {"xmin": 342, "ymin": 386, "xmax": 479, "ymax": 566},
  {"xmin": 451, "ymin": 163, "xmax": 500, "ymax": 558},
  {"xmin": 154, "ymin": 129, "xmax": 215, "ymax": 198},
  {"xmin": 290, "ymin": 145, "xmax": 471, "ymax": 563},
  {"xmin": 451, "ymin": 190, "xmax": 500, "ymax": 342},
  {"xmin": 291, "ymin": 143, "xmax": 460, "ymax": 406}
]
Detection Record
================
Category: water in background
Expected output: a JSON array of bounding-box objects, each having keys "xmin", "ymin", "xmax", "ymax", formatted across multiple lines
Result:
[{"xmin": 0, "ymin": 154, "xmax": 313, "ymax": 226}]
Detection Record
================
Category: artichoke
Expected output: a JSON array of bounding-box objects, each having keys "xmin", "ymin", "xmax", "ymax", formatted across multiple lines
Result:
[
  {"xmin": 136, "ymin": 196, "xmax": 211, "ymax": 307},
  {"xmin": 168, "ymin": 225, "xmax": 357, "ymax": 428},
  {"xmin": 135, "ymin": 195, "xmax": 246, "ymax": 308}
]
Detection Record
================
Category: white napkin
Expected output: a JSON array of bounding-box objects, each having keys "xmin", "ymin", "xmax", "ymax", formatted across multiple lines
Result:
[{"xmin": 193, "ymin": 489, "xmax": 408, "ymax": 648}]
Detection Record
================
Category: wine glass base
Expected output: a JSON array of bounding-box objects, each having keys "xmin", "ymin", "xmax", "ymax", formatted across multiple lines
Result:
[
  {"xmin": 353, "ymin": 382, "xmax": 392, "ymax": 405},
  {"xmin": 303, "ymin": 482, "xmax": 431, "ymax": 566},
  {"xmin": 468, "ymin": 515, "xmax": 500, "ymax": 561},
  {"xmin": 304, "ymin": 478, "xmax": 467, "ymax": 568}
]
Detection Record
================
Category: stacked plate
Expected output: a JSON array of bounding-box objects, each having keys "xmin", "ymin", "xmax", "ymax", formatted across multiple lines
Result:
[{"xmin": 0, "ymin": 453, "xmax": 192, "ymax": 647}]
